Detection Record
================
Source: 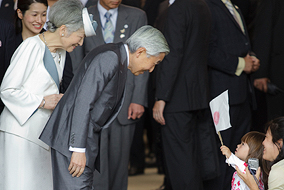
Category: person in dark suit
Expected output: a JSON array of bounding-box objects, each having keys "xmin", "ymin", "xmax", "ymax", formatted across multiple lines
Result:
[
  {"xmin": 0, "ymin": 0, "xmax": 15, "ymax": 23},
  {"xmin": 0, "ymin": 18, "xmax": 15, "ymax": 113},
  {"xmin": 252, "ymin": 0, "xmax": 284, "ymax": 121},
  {"xmin": 204, "ymin": 0, "xmax": 260, "ymax": 189},
  {"xmin": 153, "ymin": 0, "xmax": 212, "ymax": 189},
  {"xmin": 70, "ymin": 1, "xmax": 148, "ymax": 189},
  {"xmin": 40, "ymin": 25, "xmax": 169, "ymax": 190}
]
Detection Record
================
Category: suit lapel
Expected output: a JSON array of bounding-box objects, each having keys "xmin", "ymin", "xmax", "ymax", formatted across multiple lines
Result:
[
  {"xmin": 90, "ymin": 5, "xmax": 105, "ymax": 45},
  {"xmin": 213, "ymin": 0, "xmax": 245, "ymax": 35},
  {"xmin": 114, "ymin": 5, "xmax": 129, "ymax": 43},
  {"xmin": 235, "ymin": 6, "xmax": 249, "ymax": 36}
]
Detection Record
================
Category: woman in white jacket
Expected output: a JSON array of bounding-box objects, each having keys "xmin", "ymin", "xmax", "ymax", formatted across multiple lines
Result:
[{"xmin": 0, "ymin": 0, "xmax": 96, "ymax": 189}]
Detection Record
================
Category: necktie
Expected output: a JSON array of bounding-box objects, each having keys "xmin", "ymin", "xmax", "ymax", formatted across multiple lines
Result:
[
  {"xmin": 103, "ymin": 12, "xmax": 114, "ymax": 43},
  {"xmin": 224, "ymin": 0, "xmax": 241, "ymax": 26}
]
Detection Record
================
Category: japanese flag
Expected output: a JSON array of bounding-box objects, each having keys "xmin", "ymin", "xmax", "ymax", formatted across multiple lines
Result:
[{"xmin": 209, "ymin": 90, "xmax": 232, "ymax": 133}]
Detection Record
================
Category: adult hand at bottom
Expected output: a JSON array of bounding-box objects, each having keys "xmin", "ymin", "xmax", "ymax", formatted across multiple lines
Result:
[
  {"xmin": 153, "ymin": 100, "xmax": 166, "ymax": 125},
  {"xmin": 235, "ymin": 166, "xmax": 260, "ymax": 190},
  {"xmin": 68, "ymin": 152, "xmax": 86, "ymax": 177}
]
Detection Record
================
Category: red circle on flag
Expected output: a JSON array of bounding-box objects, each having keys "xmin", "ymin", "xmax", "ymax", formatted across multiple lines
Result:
[{"xmin": 214, "ymin": 111, "xmax": 220, "ymax": 125}]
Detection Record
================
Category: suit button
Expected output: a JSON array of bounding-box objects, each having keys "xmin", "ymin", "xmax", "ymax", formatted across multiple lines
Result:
[{"xmin": 245, "ymin": 42, "xmax": 249, "ymax": 45}]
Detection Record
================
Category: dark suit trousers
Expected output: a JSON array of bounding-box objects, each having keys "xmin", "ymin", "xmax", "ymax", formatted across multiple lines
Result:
[
  {"xmin": 93, "ymin": 118, "xmax": 135, "ymax": 190},
  {"xmin": 161, "ymin": 111, "xmax": 203, "ymax": 190},
  {"xmin": 51, "ymin": 149, "xmax": 94, "ymax": 190}
]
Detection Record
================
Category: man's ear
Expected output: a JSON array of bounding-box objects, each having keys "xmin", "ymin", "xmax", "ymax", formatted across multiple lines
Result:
[
  {"xmin": 135, "ymin": 47, "xmax": 146, "ymax": 58},
  {"xmin": 17, "ymin": 9, "xmax": 23, "ymax": 20}
]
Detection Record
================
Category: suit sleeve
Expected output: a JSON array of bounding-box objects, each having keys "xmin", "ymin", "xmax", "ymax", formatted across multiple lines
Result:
[
  {"xmin": 226, "ymin": 153, "xmax": 247, "ymax": 173},
  {"xmin": 206, "ymin": 3, "xmax": 240, "ymax": 76},
  {"xmin": 0, "ymin": 39, "xmax": 44, "ymax": 125},
  {"xmin": 130, "ymin": 11, "xmax": 149, "ymax": 107},
  {"xmin": 155, "ymin": 2, "xmax": 187, "ymax": 101},
  {"xmin": 69, "ymin": 51, "xmax": 119, "ymax": 148}
]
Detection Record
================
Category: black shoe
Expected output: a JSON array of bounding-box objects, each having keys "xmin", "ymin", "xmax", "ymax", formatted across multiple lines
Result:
[{"xmin": 128, "ymin": 167, "xmax": 144, "ymax": 176}]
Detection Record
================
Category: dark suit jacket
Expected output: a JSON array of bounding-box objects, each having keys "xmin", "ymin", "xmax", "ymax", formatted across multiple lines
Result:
[
  {"xmin": 205, "ymin": 0, "xmax": 253, "ymax": 105},
  {"xmin": 71, "ymin": 4, "xmax": 148, "ymax": 125},
  {"xmin": 0, "ymin": 0, "xmax": 15, "ymax": 23},
  {"xmin": 0, "ymin": 18, "xmax": 15, "ymax": 113},
  {"xmin": 40, "ymin": 43, "xmax": 128, "ymax": 170},
  {"xmin": 156, "ymin": 0, "xmax": 211, "ymax": 113},
  {"xmin": 252, "ymin": 0, "xmax": 284, "ymax": 89}
]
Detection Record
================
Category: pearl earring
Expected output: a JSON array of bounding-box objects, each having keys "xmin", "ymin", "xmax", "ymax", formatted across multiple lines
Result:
[{"xmin": 62, "ymin": 34, "xmax": 64, "ymax": 36}]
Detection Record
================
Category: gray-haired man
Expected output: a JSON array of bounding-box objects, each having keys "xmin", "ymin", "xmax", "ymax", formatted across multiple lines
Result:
[{"xmin": 40, "ymin": 25, "xmax": 169, "ymax": 190}]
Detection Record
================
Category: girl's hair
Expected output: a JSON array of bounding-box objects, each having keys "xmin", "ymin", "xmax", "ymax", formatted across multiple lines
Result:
[
  {"xmin": 241, "ymin": 131, "xmax": 270, "ymax": 189},
  {"xmin": 242, "ymin": 131, "xmax": 265, "ymax": 162},
  {"xmin": 15, "ymin": 0, "xmax": 48, "ymax": 34},
  {"xmin": 265, "ymin": 116, "xmax": 284, "ymax": 164}
]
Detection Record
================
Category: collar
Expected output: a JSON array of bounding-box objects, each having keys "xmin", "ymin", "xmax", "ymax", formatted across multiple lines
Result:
[{"xmin": 123, "ymin": 44, "xmax": 129, "ymax": 67}]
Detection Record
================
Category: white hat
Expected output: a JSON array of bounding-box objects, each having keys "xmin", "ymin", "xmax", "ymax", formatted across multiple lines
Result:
[{"xmin": 82, "ymin": 8, "xmax": 97, "ymax": 37}]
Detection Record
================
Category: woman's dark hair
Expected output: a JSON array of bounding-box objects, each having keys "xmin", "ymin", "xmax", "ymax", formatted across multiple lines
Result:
[
  {"xmin": 15, "ymin": 0, "xmax": 48, "ymax": 34},
  {"xmin": 241, "ymin": 131, "xmax": 270, "ymax": 189},
  {"xmin": 265, "ymin": 117, "xmax": 284, "ymax": 164}
]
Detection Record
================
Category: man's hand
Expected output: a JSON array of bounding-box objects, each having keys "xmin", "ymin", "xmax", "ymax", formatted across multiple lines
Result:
[
  {"xmin": 254, "ymin": 78, "xmax": 269, "ymax": 92},
  {"xmin": 243, "ymin": 54, "xmax": 254, "ymax": 74},
  {"xmin": 251, "ymin": 56, "xmax": 260, "ymax": 72},
  {"xmin": 153, "ymin": 100, "xmax": 166, "ymax": 125},
  {"xmin": 235, "ymin": 166, "xmax": 260, "ymax": 190},
  {"xmin": 128, "ymin": 103, "xmax": 144, "ymax": 120},
  {"xmin": 220, "ymin": 145, "xmax": 231, "ymax": 159},
  {"xmin": 68, "ymin": 152, "xmax": 86, "ymax": 177}
]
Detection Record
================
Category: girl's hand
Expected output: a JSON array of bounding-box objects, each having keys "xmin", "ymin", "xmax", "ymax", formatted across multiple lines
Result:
[{"xmin": 220, "ymin": 145, "xmax": 231, "ymax": 158}]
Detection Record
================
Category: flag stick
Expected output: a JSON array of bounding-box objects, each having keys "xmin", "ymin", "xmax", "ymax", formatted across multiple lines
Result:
[
  {"xmin": 218, "ymin": 131, "xmax": 230, "ymax": 165},
  {"xmin": 218, "ymin": 131, "xmax": 223, "ymax": 146}
]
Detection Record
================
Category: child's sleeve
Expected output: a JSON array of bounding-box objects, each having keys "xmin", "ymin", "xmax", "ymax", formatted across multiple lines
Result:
[{"xmin": 226, "ymin": 153, "xmax": 248, "ymax": 173}]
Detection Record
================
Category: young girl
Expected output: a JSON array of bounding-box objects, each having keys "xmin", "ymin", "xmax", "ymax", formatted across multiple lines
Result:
[{"xmin": 221, "ymin": 131, "xmax": 269, "ymax": 190}]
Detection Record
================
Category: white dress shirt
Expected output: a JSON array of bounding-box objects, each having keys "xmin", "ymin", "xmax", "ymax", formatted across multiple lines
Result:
[{"xmin": 97, "ymin": 0, "xmax": 118, "ymax": 33}]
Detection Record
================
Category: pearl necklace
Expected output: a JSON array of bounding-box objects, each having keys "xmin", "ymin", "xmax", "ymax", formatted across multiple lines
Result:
[{"xmin": 42, "ymin": 32, "xmax": 61, "ymax": 65}]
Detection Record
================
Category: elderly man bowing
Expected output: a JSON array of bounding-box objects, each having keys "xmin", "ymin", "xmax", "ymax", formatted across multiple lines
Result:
[{"xmin": 40, "ymin": 25, "xmax": 169, "ymax": 190}]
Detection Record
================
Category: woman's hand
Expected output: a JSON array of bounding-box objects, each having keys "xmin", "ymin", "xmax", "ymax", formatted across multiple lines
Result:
[
  {"xmin": 236, "ymin": 166, "xmax": 260, "ymax": 190},
  {"xmin": 40, "ymin": 94, "xmax": 63, "ymax": 110}
]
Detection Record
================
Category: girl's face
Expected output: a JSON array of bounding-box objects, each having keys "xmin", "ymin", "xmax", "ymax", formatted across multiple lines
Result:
[
  {"xmin": 235, "ymin": 142, "xmax": 250, "ymax": 161},
  {"xmin": 263, "ymin": 128, "xmax": 280, "ymax": 162},
  {"xmin": 18, "ymin": 2, "xmax": 47, "ymax": 36}
]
